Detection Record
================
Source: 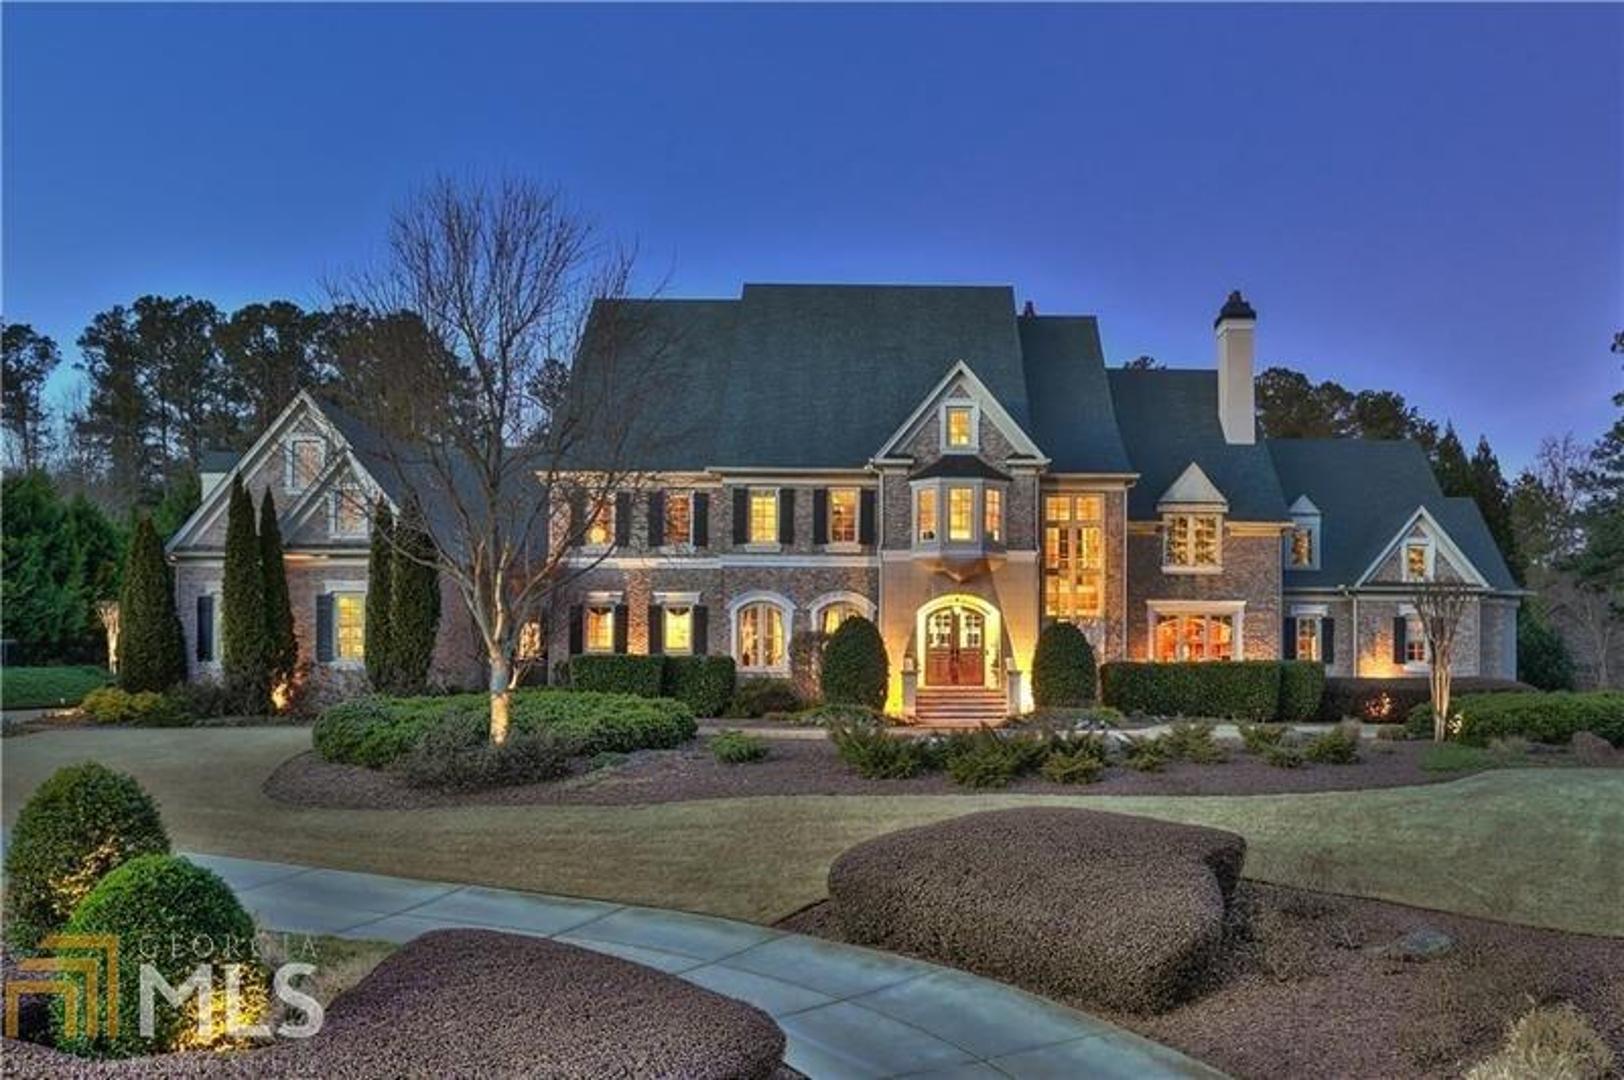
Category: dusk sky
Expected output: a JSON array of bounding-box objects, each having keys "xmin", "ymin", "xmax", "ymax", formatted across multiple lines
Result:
[{"xmin": 4, "ymin": 3, "xmax": 1620, "ymax": 470}]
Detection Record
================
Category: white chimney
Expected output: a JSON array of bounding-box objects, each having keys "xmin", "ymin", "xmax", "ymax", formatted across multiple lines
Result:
[{"xmin": 1215, "ymin": 290, "xmax": 1257, "ymax": 445}]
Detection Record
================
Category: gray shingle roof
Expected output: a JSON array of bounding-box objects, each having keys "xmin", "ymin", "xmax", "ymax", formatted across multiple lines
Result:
[
  {"xmin": 910, "ymin": 456, "xmax": 1012, "ymax": 482},
  {"xmin": 198, "ymin": 448, "xmax": 240, "ymax": 472},
  {"xmin": 1019, "ymin": 316, "xmax": 1133, "ymax": 474}
]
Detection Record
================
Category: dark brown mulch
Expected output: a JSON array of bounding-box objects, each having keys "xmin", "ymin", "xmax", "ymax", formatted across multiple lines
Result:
[
  {"xmin": 3, "ymin": 930, "xmax": 788, "ymax": 1079},
  {"xmin": 265, "ymin": 734, "xmax": 1484, "ymax": 810},
  {"xmin": 781, "ymin": 883, "xmax": 1624, "ymax": 1080}
]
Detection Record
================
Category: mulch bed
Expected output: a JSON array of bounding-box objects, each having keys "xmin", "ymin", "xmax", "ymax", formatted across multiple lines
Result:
[
  {"xmin": 780, "ymin": 883, "xmax": 1624, "ymax": 1080},
  {"xmin": 264, "ymin": 734, "xmax": 1495, "ymax": 810}
]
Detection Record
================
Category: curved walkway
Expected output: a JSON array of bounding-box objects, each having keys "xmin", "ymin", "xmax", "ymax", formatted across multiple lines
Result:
[{"xmin": 191, "ymin": 851, "xmax": 1226, "ymax": 1079}]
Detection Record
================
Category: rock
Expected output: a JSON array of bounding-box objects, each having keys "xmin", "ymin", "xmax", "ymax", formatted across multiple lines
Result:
[
  {"xmin": 1383, "ymin": 927, "xmax": 1456, "ymax": 961},
  {"xmin": 1571, "ymin": 732, "xmax": 1616, "ymax": 766}
]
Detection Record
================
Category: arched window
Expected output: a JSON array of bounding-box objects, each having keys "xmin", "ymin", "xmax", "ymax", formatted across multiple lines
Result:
[
  {"xmin": 736, "ymin": 602, "xmax": 786, "ymax": 671},
  {"xmin": 819, "ymin": 602, "xmax": 862, "ymax": 636}
]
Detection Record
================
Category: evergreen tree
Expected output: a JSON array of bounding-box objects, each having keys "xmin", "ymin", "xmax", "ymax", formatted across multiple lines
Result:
[
  {"xmin": 2, "ymin": 323, "xmax": 61, "ymax": 471},
  {"xmin": 259, "ymin": 491, "xmax": 297, "ymax": 692},
  {"xmin": 364, "ymin": 499, "xmax": 396, "ymax": 691},
  {"xmin": 220, "ymin": 477, "xmax": 269, "ymax": 711},
  {"xmin": 1431, "ymin": 424, "xmax": 1474, "ymax": 497},
  {"xmin": 1, "ymin": 473, "xmax": 125, "ymax": 663},
  {"xmin": 116, "ymin": 517, "xmax": 186, "ymax": 692},
  {"xmin": 387, "ymin": 500, "xmax": 442, "ymax": 694},
  {"xmin": 1468, "ymin": 435, "xmax": 1522, "ymax": 582}
]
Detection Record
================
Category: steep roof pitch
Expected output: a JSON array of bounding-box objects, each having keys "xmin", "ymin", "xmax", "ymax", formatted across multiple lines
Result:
[
  {"xmin": 1018, "ymin": 316, "xmax": 1133, "ymax": 474},
  {"xmin": 1266, "ymin": 438, "xmax": 1517, "ymax": 591},
  {"xmin": 1107, "ymin": 369, "xmax": 1289, "ymax": 522}
]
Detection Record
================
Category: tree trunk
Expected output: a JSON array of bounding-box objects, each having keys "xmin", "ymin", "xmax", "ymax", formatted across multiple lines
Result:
[
  {"xmin": 489, "ymin": 653, "xmax": 512, "ymax": 745},
  {"xmin": 1431, "ymin": 665, "xmax": 1452, "ymax": 743}
]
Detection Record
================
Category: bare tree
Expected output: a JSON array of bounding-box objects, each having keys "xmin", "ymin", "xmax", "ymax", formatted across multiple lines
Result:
[
  {"xmin": 1545, "ymin": 572, "xmax": 1618, "ymax": 688},
  {"xmin": 331, "ymin": 176, "xmax": 671, "ymax": 743},
  {"xmin": 1413, "ymin": 582, "xmax": 1477, "ymax": 741}
]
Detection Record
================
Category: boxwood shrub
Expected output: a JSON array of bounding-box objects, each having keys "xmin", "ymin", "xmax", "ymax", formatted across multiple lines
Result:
[
  {"xmin": 820, "ymin": 616, "xmax": 889, "ymax": 709},
  {"xmin": 1032, "ymin": 622, "xmax": 1097, "ymax": 707},
  {"xmin": 567, "ymin": 655, "xmax": 666, "ymax": 698},
  {"xmin": 662, "ymin": 656, "xmax": 736, "ymax": 717},
  {"xmin": 1408, "ymin": 690, "xmax": 1624, "ymax": 747},
  {"xmin": 1277, "ymin": 661, "xmax": 1326, "ymax": 723},
  {"xmin": 1101, "ymin": 661, "xmax": 1283, "ymax": 721},
  {"xmin": 80, "ymin": 686, "xmax": 192, "ymax": 727},
  {"xmin": 1317, "ymin": 676, "xmax": 1531, "ymax": 724}
]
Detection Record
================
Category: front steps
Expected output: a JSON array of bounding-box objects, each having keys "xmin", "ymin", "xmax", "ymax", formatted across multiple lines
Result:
[{"xmin": 913, "ymin": 687, "xmax": 1009, "ymax": 729}]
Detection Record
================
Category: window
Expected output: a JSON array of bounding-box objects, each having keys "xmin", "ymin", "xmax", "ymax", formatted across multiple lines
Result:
[
  {"xmin": 332, "ymin": 490, "xmax": 368, "ymax": 538},
  {"xmin": 287, "ymin": 439, "xmax": 324, "ymax": 492},
  {"xmin": 1404, "ymin": 541, "xmax": 1432, "ymax": 582},
  {"xmin": 1289, "ymin": 526, "xmax": 1315, "ymax": 568},
  {"xmin": 984, "ymin": 487, "xmax": 1003, "ymax": 543},
  {"xmin": 335, "ymin": 592, "xmax": 365, "ymax": 661},
  {"xmin": 584, "ymin": 605, "xmax": 615, "ymax": 653},
  {"xmin": 829, "ymin": 488, "xmax": 858, "ymax": 544},
  {"xmin": 1153, "ymin": 612, "xmax": 1235, "ymax": 662},
  {"xmin": 665, "ymin": 491, "xmax": 692, "ymax": 546},
  {"xmin": 584, "ymin": 500, "xmax": 614, "ymax": 547},
  {"xmin": 737, "ymin": 602, "xmax": 785, "ymax": 670},
  {"xmin": 196, "ymin": 592, "xmax": 222, "ymax": 663},
  {"xmin": 517, "ymin": 620, "xmax": 543, "ymax": 660},
  {"xmin": 819, "ymin": 601, "xmax": 862, "ymax": 636},
  {"xmin": 944, "ymin": 404, "xmax": 974, "ymax": 449},
  {"xmin": 1164, "ymin": 513, "xmax": 1221, "ymax": 569},
  {"xmin": 663, "ymin": 606, "xmax": 693, "ymax": 655},
  {"xmin": 1405, "ymin": 613, "xmax": 1427, "ymax": 664},
  {"xmin": 1295, "ymin": 616, "xmax": 1321, "ymax": 662},
  {"xmin": 749, "ymin": 490, "xmax": 778, "ymax": 545},
  {"xmin": 948, "ymin": 487, "xmax": 974, "ymax": 541},
  {"xmin": 916, "ymin": 487, "xmax": 938, "ymax": 542},
  {"xmin": 1044, "ymin": 494, "xmax": 1104, "ymax": 619}
]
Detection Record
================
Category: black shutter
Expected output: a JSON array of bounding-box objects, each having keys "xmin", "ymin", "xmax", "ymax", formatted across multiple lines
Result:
[
  {"xmin": 567, "ymin": 490, "xmax": 586, "ymax": 545},
  {"xmin": 648, "ymin": 604, "xmax": 664, "ymax": 655},
  {"xmin": 568, "ymin": 605, "xmax": 583, "ymax": 656},
  {"xmin": 1322, "ymin": 619, "xmax": 1336, "ymax": 665},
  {"xmin": 732, "ymin": 488, "xmax": 748, "ymax": 545},
  {"xmin": 692, "ymin": 605, "xmax": 708, "ymax": 656},
  {"xmin": 613, "ymin": 605, "xmax": 629, "ymax": 654},
  {"xmin": 812, "ymin": 488, "xmax": 829, "ymax": 546},
  {"xmin": 1282, "ymin": 617, "xmax": 1296, "ymax": 660},
  {"xmin": 648, "ymin": 491, "xmax": 666, "ymax": 547},
  {"xmin": 614, "ymin": 493, "xmax": 632, "ymax": 547},
  {"xmin": 196, "ymin": 595, "xmax": 214, "ymax": 662},
  {"xmin": 859, "ymin": 489, "xmax": 877, "ymax": 545},
  {"xmin": 315, "ymin": 593, "xmax": 334, "ymax": 662},
  {"xmin": 778, "ymin": 488, "xmax": 795, "ymax": 545},
  {"xmin": 1392, "ymin": 616, "xmax": 1408, "ymax": 665},
  {"xmin": 693, "ymin": 493, "xmax": 710, "ymax": 547}
]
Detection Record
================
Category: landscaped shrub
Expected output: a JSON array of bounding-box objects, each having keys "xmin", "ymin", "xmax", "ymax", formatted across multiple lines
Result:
[
  {"xmin": 115, "ymin": 516, "xmax": 187, "ymax": 693},
  {"xmin": 1262, "ymin": 743, "xmax": 1304, "ymax": 769},
  {"xmin": 3, "ymin": 763, "xmax": 170, "ymax": 952},
  {"xmin": 568, "ymin": 655, "xmax": 666, "ymax": 698},
  {"xmin": 1238, "ymin": 722, "xmax": 1290, "ymax": 754},
  {"xmin": 1318, "ymin": 676, "xmax": 1531, "ymax": 724},
  {"xmin": 399, "ymin": 716, "xmax": 571, "ymax": 791},
  {"xmin": 1122, "ymin": 735, "xmax": 1170, "ymax": 772},
  {"xmin": 1160, "ymin": 721, "xmax": 1228, "ymax": 763},
  {"xmin": 710, "ymin": 729, "xmax": 770, "ymax": 764},
  {"xmin": 53, "ymin": 854, "xmax": 267, "ymax": 1058},
  {"xmin": 940, "ymin": 727, "xmax": 1046, "ymax": 789},
  {"xmin": 1277, "ymin": 661, "xmax": 1326, "ymax": 723},
  {"xmin": 1040, "ymin": 747, "xmax": 1104, "ymax": 784},
  {"xmin": 166, "ymin": 677, "xmax": 240, "ymax": 720},
  {"xmin": 1408, "ymin": 691, "xmax": 1624, "ymax": 747},
  {"xmin": 79, "ymin": 686, "xmax": 192, "ymax": 727},
  {"xmin": 726, "ymin": 678, "xmax": 802, "ymax": 718},
  {"xmin": 661, "ymin": 656, "xmax": 736, "ymax": 717},
  {"xmin": 1304, "ymin": 722, "xmax": 1361, "ymax": 764},
  {"xmin": 1466, "ymin": 1003, "xmax": 1614, "ymax": 1080},
  {"xmin": 828, "ymin": 721, "xmax": 932, "ymax": 779},
  {"xmin": 1101, "ymin": 661, "xmax": 1281, "ymax": 721},
  {"xmin": 1031, "ymin": 622, "xmax": 1097, "ymax": 707},
  {"xmin": 819, "ymin": 616, "xmax": 888, "ymax": 709}
]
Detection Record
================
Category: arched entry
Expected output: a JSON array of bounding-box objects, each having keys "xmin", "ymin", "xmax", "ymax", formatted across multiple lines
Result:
[{"xmin": 916, "ymin": 594, "xmax": 1001, "ymax": 688}]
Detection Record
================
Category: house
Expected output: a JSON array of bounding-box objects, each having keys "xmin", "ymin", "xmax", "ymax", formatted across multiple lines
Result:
[{"xmin": 165, "ymin": 284, "xmax": 1519, "ymax": 723}]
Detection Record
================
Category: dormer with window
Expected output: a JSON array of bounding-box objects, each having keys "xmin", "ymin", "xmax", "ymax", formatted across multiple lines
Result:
[
  {"xmin": 1403, "ymin": 537, "xmax": 1434, "ymax": 582},
  {"xmin": 940, "ymin": 400, "xmax": 980, "ymax": 453},
  {"xmin": 285, "ymin": 436, "xmax": 326, "ymax": 494},
  {"xmin": 1286, "ymin": 494, "xmax": 1321, "ymax": 570},
  {"xmin": 1157, "ymin": 463, "xmax": 1226, "ymax": 574}
]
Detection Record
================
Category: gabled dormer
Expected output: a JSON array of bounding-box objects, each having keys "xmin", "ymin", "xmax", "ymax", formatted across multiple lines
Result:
[
  {"xmin": 1286, "ymin": 494, "xmax": 1321, "ymax": 571},
  {"xmin": 1157, "ymin": 462, "xmax": 1227, "ymax": 573},
  {"xmin": 872, "ymin": 360, "xmax": 1048, "ymax": 466}
]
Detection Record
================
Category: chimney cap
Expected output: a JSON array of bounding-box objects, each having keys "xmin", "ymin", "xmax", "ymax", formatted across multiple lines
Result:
[
  {"xmin": 1021, "ymin": 300, "xmax": 1037, "ymax": 318},
  {"xmin": 1214, "ymin": 290, "xmax": 1256, "ymax": 327}
]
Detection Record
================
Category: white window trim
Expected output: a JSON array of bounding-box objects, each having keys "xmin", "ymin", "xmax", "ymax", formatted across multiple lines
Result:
[
  {"xmin": 1402, "ymin": 538, "xmax": 1435, "ymax": 583},
  {"xmin": 1293, "ymin": 614, "xmax": 1323, "ymax": 662},
  {"xmin": 744, "ymin": 487, "xmax": 782, "ymax": 551},
  {"xmin": 910, "ymin": 478, "xmax": 1005, "ymax": 550},
  {"xmin": 1161, "ymin": 512, "xmax": 1225, "ymax": 574},
  {"xmin": 581, "ymin": 497, "xmax": 616, "ymax": 552},
  {"xmin": 325, "ymin": 585, "xmax": 368, "ymax": 668},
  {"xmin": 284, "ymin": 437, "xmax": 326, "ymax": 494},
  {"xmin": 659, "ymin": 490, "xmax": 696, "ymax": 552},
  {"xmin": 582, "ymin": 596, "xmax": 620, "ymax": 655},
  {"xmin": 825, "ymin": 486, "xmax": 863, "ymax": 550},
  {"xmin": 727, "ymin": 590, "xmax": 795, "ymax": 674},
  {"xmin": 1146, "ymin": 600, "xmax": 1246, "ymax": 662},
  {"xmin": 196, "ymin": 584, "xmax": 224, "ymax": 670},
  {"xmin": 1043, "ymin": 492, "xmax": 1108, "ymax": 620},
  {"xmin": 939, "ymin": 400, "xmax": 981, "ymax": 453},
  {"xmin": 659, "ymin": 603, "xmax": 696, "ymax": 657},
  {"xmin": 1398, "ymin": 602, "xmax": 1431, "ymax": 670},
  {"xmin": 809, "ymin": 591, "xmax": 875, "ymax": 636}
]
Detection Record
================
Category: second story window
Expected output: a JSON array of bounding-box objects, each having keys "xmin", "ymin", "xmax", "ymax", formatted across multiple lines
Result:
[
  {"xmin": 1164, "ymin": 513, "xmax": 1221, "ymax": 570},
  {"xmin": 1045, "ymin": 494, "xmax": 1104, "ymax": 619},
  {"xmin": 1404, "ymin": 540, "xmax": 1432, "ymax": 581},
  {"xmin": 748, "ymin": 490, "xmax": 778, "ymax": 545},
  {"xmin": 584, "ymin": 500, "xmax": 614, "ymax": 547},
  {"xmin": 829, "ymin": 488, "xmax": 858, "ymax": 544},
  {"xmin": 916, "ymin": 487, "xmax": 938, "ymax": 542},
  {"xmin": 287, "ymin": 438, "xmax": 325, "ymax": 492},
  {"xmin": 665, "ymin": 491, "xmax": 692, "ymax": 546},
  {"xmin": 944, "ymin": 405, "xmax": 975, "ymax": 449},
  {"xmin": 1290, "ymin": 525, "xmax": 1315, "ymax": 567},
  {"xmin": 948, "ymin": 487, "xmax": 975, "ymax": 541},
  {"xmin": 984, "ymin": 487, "xmax": 1004, "ymax": 543}
]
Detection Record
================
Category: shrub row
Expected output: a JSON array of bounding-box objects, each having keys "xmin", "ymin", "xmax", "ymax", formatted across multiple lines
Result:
[
  {"xmin": 1407, "ymin": 691, "xmax": 1624, "ymax": 747},
  {"xmin": 1316, "ymin": 676, "xmax": 1531, "ymax": 724},
  {"xmin": 566, "ymin": 655, "xmax": 737, "ymax": 717},
  {"xmin": 80, "ymin": 686, "xmax": 192, "ymax": 727},
  {"xmin": 1100, "ymin": 661, "xmax": 1324, "ymax": 722}
]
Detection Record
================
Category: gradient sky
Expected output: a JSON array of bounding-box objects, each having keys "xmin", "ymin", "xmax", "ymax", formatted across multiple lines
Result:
[{"xmin": 5, "ymin": 3, "xmax": 1621, "ymax": 470}]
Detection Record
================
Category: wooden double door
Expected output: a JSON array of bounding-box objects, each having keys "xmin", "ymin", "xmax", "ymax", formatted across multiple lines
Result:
[{"xmin": 925, "ymin": 606, "xmax": 986, "ymax": 686}]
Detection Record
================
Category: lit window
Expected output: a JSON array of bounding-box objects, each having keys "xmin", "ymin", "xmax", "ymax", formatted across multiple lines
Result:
[
  {"xmin": 916, "ymin": 487, "xmax": 938, "ymax": 542},
  {"xmin": 1295, "ymin": 616, "xmax": 1321, "ymax": 662},
  {"xmin": 1154, "ymin": 612, "xmax": 1235, "ymax": 662},
  {"xmin": 585, "ymin": 606, "xmax": 615, "ymax": 653},
  {"xmin": 1164, "ymin": 513, "xmax": 1221, "ymax": 569},
  {"xmin": 1045, "ymin": 494, "xmax": 1104, "ymax": 619},
  {"xmin": 517, "ymin": 620, "xmax": 543, "ymax": 660},
  {"xmin": 1405, "ymin": 542, "xmax": 1431, "ymax": 582},
  {"xmin": 663, "ymin": 606, "xmax": 693, "ymax": 655},
  {"xmin": 749, "ymin": 490, "xmax": 778, "ymax": 545},
  {"xmin": 948, "ymin": 487, "xmax": 974, "ymax": 541},
  {"xmin": 1405, "ymin": 614, "xmax": 1427, "ymax": 664},
  {"xmin": 665, "ymin": 492, "xmax": 692, "ymax": 546},
  {"xmin": 984, "ymin": 488, "xmax": 1003, "ymax": 543},
  {"xmin": 1290, "ymin": 526, "xmax": 1314, "ymax": 567},
  {"xmin": 737, "ymin": 602, "xmax": 785, "ymax": 670},
  {"xmin": 585, "ymin": 500, "xmax": 614, "ymax": 546},
  {"xmin": 829, "ymin": 488, "xmax": 859, "ymax": 544},
  {"xmin": 945, "ymin": 405, "xmax": 974, "ymax": 448},
  {"xmin": 288, "ymin": 439, "xmax": 324, "ymax": 491},
  {"xmin": 335, "ymin": 592, "xmax": 365, "ymax": 660},
  {"xmin": 332, "ymin": 491, "xmax": 368, "ymax": 537},
  {"xmin": 820, "ymin": 602, "xmax": 862, "ymax": 636}
]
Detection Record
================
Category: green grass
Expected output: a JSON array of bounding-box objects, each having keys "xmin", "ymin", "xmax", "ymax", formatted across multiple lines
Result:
[
  {"xmin": 3, "ymin": 728, "xmax": 1620, "ymax": 936},
  {"xmin": 1420, "ymin": 743, "xmax": 1510, "ymax": 773},
  {"xmin": 0, "ymin": 665, "xmax": 112, "ymax": 710}
]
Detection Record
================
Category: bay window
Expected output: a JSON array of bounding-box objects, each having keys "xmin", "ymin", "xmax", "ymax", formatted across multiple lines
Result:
[
  {"xmin": 916, "ymin": 487, "xmax": 938, "ymax": 542},
  {"xmin": 947, "ymin": 487, "xmax": 974, "ymax": 541},
  {"xmin": 1045, "ymin": 494, "xmax": 1104, "ymax": 619},
  {"xmin": 984, "ymin": 487, "xmax": 1003, "ymax": 543}
]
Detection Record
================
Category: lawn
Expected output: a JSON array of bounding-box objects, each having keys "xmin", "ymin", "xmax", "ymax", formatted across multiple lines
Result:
[
  {"xmin": 0, "ymin": 665, "xmax": 111, "ymax": 710},
  {"xmin": 3, "ymin": 728, "xmax": 1620, "ymax": 936}
]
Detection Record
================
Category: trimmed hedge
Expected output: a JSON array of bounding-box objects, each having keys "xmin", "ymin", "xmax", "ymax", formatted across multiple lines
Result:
[
  {"xmin": 662, "ymin": 656, "xmax": 736, "ymax": 717},
  {"xmin": 1408, "ymin": 691, "xmax": 1624, "ymax": 747},
  {"xmin": 568, "ymin": 655, "xmax": 666, "ymax": 698},
  {"xmin": 314, "ymin": 689, "xmax": 697, "ymax": 768},
  {"xmin": 400, "ymin": 713, "xmax": 572, "ymax": 791},
  {"xmin": 1101, "ymin": 661, "xmax": 1283, "ymax": 721},
  {"xmin": 820, "ymin": 616, "xmax": 889, "ymax": 709},
  {"xmin": 2, "ymin": 763, "xmax": 171, "ymax": 952},
  {"xmin": 726, "ymin": 678, "xmax": 802, "ymax": 718},
  {"xmin": 80, "ymin": 686, "xmax": 192, "ymax": 727},
  {"xmin": 1317, "ymin": 676, "xmax": 1532, "ymax": 724},
  {"xmin": 1032, "ymin": 622, "xmax": 1097, "ymax": 707},
  {"xmin": 1277, "ymin": 661, "xmax": 1326, "ymax": 723}
]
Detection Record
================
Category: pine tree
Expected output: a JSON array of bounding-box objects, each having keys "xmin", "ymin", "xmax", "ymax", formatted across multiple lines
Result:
[
  {"xmin": 259, "ymin": 491, "xmax": 297, "ymax": 693},
  {"xmin": 116, "ymin": 516, "xmax": 186, "ymax": 691},
  {"xmin": 1469, "ymin": 436, "xmax": 1522, "ymax": 582},
  {"xmin": 387, "ymin": 500, "xmax": 441, "ymax": 694},
  {"xmin": 364, "ymin": 499, "xmax": 395, "ymax": 691},
  {"xmin": 220, "ymin": 477, "xmax": 269, "ymax": 711},
  {"xmin": 1431, "ymin": 424, "xmax": 1474, "ymax": 497}
]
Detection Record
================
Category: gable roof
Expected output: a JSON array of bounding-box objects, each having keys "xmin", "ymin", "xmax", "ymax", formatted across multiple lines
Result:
[
  {"xmin": 1018, "ymin": 315, "xmax": 1133, "ymax": 474},
  {"xmin": 875, "ymin": 359, "xmax": 1045, "ymax": 462},
  {"xmin": 1157, "ymin": 462, "xmax": 1228, "ymax": 510}
]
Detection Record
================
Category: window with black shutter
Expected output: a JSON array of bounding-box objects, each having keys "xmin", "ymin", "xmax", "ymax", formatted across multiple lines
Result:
[
  {"xmin": 315, "ymin": 594, "xmax": 335, "ymax": 662},
  {"xmin": 812, "ymin": 489, "xmax": 828, "ymax": 545},
  {"xmin": 647, "ymin": 492, "xmax": 666, "ymax": 547},
  {"xmin": 1322, "ymin": 619, "xmax": 1336, "ymax": 665},
  {"xmin": 859, "ymin": 489, "xmax": 876, "ymax": 545},
  {"xmin": 732, "ymin": 488, "xmax": 748, "ymax": 545},
  {"xmin": 1392, "ymin": 616, "xmax": 1407, "ymax": 665},
  {"xmin": 693, "ymin": 492, "xmax": 710, "ymax": 547},
  {"xmin": 568, "ymin": 605, "xmax": 584, "ymax": 656},
  {"xmin": 1282, "ymin": 617, "xmax": 1296, "ymax": 660},
  {"xmin": 614, "ymin": 493, "xmax": 632, "ymax": 547},
  {"xmin": 778, "ymin": 487, "xmax": 795, "ymax": 544},
  {"xmin": 196, "ymin": 595, "xmax": 215, "ymax": 662},
  {"xmin": 647, "ymin": 604, "xmax": 664, "ymax": 654},
  {"xmin": 692, "ymin": 606, "xmax": 708, "ymax": 655},
  {"xmin": 612, "ymin": 604, "xmax": 629, "ymax": 654}
]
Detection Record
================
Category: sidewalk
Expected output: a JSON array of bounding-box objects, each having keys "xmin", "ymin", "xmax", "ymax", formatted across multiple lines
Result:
[{"xmin": 189, "ymin": 851, "xmax": 1227, "ymax": 1079}]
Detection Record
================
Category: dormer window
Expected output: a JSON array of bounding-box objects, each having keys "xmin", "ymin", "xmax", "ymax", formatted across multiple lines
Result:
[
  {"xmin": 1404, "ymin": 539, "xmax": 1433, "ymax": 582},
  {"xmin": 941, "ymin": 402, "xmax": 978, "ymax": 452},
  {"xmin": 1164, "ymin": 513, "xmax": 1221, "ymax": 570},
  {"xmin": 1286, "ymin": 495, "xmax": 1321, "ymax": 570},
  {"xmin": 1289, "ymin": 525, "xmax": 1315, "ymax": 567}
]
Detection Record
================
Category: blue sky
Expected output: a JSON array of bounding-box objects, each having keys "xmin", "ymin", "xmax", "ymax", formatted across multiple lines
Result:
[{"xmin": 4, "ymin": 3, "xmax": 1620, "ymax": 469}]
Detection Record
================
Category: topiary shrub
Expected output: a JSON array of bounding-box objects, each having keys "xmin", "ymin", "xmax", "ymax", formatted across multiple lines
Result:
[
  {"xmin": 662, "ymin": 656, "xmax": 736, "ymax": 717},
  {"xmin": 79, "ymin": 686, "xmax": 191, "ymax": 727},
  {"xmin": 1304, "ymin": 722, "xmax": 1361, "ymax": 764},
  {"xmin": 726, "ymin": 678, "xmax": 801, "ymax": 719},
  {"xmin": 1277, "ymin": 661, "xmax": 1326, "ymax": 723},
  {"xmin": 1031, "ymin": 622, "xmax": 1097, "ymax": 707},
  {"xmin": 52, "ymin": 854, "xmax": 267, "ymax": 1058},
  {"xmin": 1101, "ymin": 661, "xmax": 1282, "ymax": 721},
  {"xmin": 819, "ymin": 616, "xmax": 888, "ymax": 710},
  {"xmin": 568, "ymin": 655, "xmax": 666, "ymax": 698},
  {"xmin": 3, "ymin": 763, "xmax": 171, "ymax": 952},
  {"xmin": 709, "ymin": 729, "xmax": 770, "ymax": 764}
]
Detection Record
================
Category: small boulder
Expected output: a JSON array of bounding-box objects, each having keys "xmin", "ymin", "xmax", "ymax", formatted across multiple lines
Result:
[
  {"xmin": 1571, "ymin": 731, "xmax": 1616, "ymax": 766},
  {"xmin": 1379, "ymin": 926, "xmax": 1456, "ymax": 962}
]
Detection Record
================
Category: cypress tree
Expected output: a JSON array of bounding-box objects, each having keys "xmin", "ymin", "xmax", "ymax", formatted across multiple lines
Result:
[
  {"xmin": 1431, "ymin": 424, "xmax": 1474, "ymax": 498},
  {"xmin": 116, "ymin": 516, "xmax": 186, "ymax": 692},
  {"xmin": 387, "ymin": 500, "xmax": 442, "ymax": 694},
  {"xmin": 364, "ymin": 499, "xmax": 395, "ymax": 692},
  {"xmin": 220, "ymin": 477, "xmax": 269, "ymax": 712},
  {"xmin": 259, "ymin": 491, "xmax": 297, "ymax": 693}
]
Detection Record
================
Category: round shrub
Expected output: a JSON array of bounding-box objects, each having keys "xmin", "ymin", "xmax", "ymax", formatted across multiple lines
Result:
[
  {"xmin": 709, "ymin": 729, "xmax": 770, "ymax": 764},
  {"xmin": 1031, "ymin": 622, "xmax": 1097, "ymax": 708},
  {"xmin": 3, "ymin": 763, "xmax": 170, "ymax": 952},
  {"xmin": 53, "ymin": 854, "xmax": 267, "ymax": 1058},
  {"xmin": 819, "ymin": 616, "xmax": 888, "ymax": 710}
]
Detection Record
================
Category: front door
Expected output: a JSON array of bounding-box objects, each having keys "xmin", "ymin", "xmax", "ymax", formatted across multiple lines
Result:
[{"xmin": 925, "ymin": 607, "xmax": 986, "ymax": 686}]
